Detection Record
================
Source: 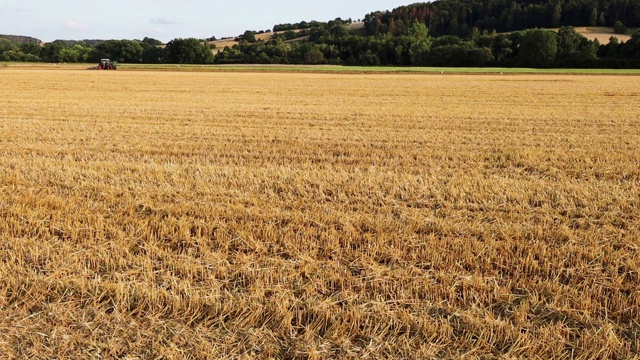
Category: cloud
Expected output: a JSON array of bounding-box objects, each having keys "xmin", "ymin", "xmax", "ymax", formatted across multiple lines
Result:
[
  {"xmin": 65, "ymin": 20, "xmax": 79, "ymax": 28},
  {"xmin": 151, "ymin": 16, "xmax": 184, "ymax": 25},
  {"xmin": 65, "ymin": 20, "xmax": 88, "ymax": 31},
  {"xmin": 154, "ymin": 27, "xmax": 165, "ymax": 34}
]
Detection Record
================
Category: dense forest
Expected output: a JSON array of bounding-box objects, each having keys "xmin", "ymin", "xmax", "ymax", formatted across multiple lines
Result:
[
  {"xmin": 365, "ymin": 0, "xmax": 640, "ymax": 37},
  {"xmin": 1, "ymin": 0, "xmax": 639, "ymax": 68}
]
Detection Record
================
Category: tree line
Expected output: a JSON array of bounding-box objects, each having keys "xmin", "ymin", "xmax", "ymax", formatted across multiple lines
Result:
[
  {"xmin": 0, "ymin": 37, "xmax": 215, "ymax": 64},
  {"xmin": 214, "ymin": 21, "xmax": 640, "ymax": 68}
]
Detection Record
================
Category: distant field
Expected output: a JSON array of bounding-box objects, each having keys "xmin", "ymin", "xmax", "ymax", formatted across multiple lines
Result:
[
  {"xmin": 210, "ymin": 29, "xmax": 305, "ymax": 51},
  {"xmin": 572, "ymin": 26, "xmax": 634, "ymax": 43},
  {"xmin": 495, "ymin": 26, "xmax": 634, "ymax": 44},
  {"xmin": 0, "ymin": 70, "xmax": 638, "ymax": 358},
  {"xmin": 209, "ymin": 22, "xmax": 366, "ymax": 50}
]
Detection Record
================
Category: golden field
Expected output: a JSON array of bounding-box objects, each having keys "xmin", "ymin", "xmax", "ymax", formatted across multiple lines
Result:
[{"xmin": 0, "ymin": 69, "xmax": 638, "ymax": 359}]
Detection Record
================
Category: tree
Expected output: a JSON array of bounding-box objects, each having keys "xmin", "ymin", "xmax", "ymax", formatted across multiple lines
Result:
[
  {"xmin": 614, "ymin": 21, "xmax": 629, "ymax": 35},
  {"xmin": 515, "ymin": 29, "xmax": 558, "ymax": 68},
  {"xmin": 95, "ymin": 40, "xmax": 144, "ymax": 63},
  {"xmin": 598, "ymin": 12, "xmax": 606, "ymax": 26},
  {"xmin": 1, "ymin": 51, "xmax": 21, "ymax": 61},
  {"xmin": 407, "ymin": 22, "xmax": 432, "ymax": 65},
  {"xmin": 119, "ymin": 40, "xmax": 144, "ymax": 62},
  {"xmin": 0, "ymin": 39, "xmax": 17, "ymax": 54},
  {"xmin": 552, "ymin": 4, "xmax": 562, "ymax": 28},
  {"xmin": 58, "ymin": 47, "xmax": 81, "ymax": 62},
  {"xmin": 428, "ymin": 42, "xmax": 493, "ymax": 67},
  {"xmin": 41, "ymin": 43, "xmax": 63, "ymax": 63},
  {"xmin": 21, "ymin": 53, "xmax": 41, "ymax": 62},
  {"xmin": 557, "ymin": 27, "xmax": 582, "ymax": 59},
  {"xmin": 20, "ymin": 42, "xmax": 41, "ymax": 57},
  {"xmin": 142, "ymin": 37, "xmax": 163, "ymax": 46},
  {"xmin": 408, "ymin": 21, "xmax": 429, "ymax": 39},
  {"xmin": 358, "ymin": 50, "xmax": 380, "ymax": 65},
  {"xmin": 284, "ymin": 30, "xmax": 298, "ymax": 40},
  {"xmin": 87, "ymin": 48, "xmax": 109, "ymax": 63},
  {"xmin": 590, "ymin": 8, "xmax": 598, "ymax": 27},
  {"xmin": 163, "ymin": 38, "xmax": 214, "ymax": 64},
  {"xmin": 621, "ymin": 31, "xmax": 640, "ymax": 59},
  {"xmin": 491, "ymin": 34, "xmax": 513, "ymax": 62},
  {"xmin": 557, "ymin": 27, "xmax": 597, "ymax": 65},
  {"xmin": 141, "ymin": 46, "xmax": 163, "ymax": 64},
  {"xmin": 329, "ymin": 23, "xmax": 349, "ymax": 39},
  {"xmin": 604, "ymin": 36, "xmax": 622, "ymax": 58},
  {"xmin": 242, "ymin": 31, "xmax": 257, "ymax": 43},
  {"xmin": 304, "ymin": 47, "xmax": 325, "ymax": 64}
]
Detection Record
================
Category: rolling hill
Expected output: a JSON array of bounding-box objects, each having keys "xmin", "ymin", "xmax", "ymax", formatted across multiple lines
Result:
[{"xmin": 0, "ymin": 34, "xmax": 42, "ymax": 44}]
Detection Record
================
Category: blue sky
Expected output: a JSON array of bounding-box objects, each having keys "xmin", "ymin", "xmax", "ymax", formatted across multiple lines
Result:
[{"xmin": 0, "ymin": 1, "xmax": 412, "ymax": 42}]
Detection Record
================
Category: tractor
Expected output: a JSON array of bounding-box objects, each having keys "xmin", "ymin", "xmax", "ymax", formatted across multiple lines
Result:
[{"xmin": 89, "ymin": 59, "xmax": 117, "ymax": 70}]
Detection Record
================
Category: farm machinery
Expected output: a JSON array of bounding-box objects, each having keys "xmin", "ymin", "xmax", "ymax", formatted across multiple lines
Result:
[{"xmin": 88, "ymin": 59, "xmax": 117, "ymax": 70}]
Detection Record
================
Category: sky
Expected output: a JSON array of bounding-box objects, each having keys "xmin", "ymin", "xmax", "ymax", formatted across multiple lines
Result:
[{"xmin": 0, "ymin": 0, "xmax": 413, "ymax": 43}]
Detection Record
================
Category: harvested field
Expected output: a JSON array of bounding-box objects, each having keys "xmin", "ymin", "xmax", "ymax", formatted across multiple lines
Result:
[
  {"xmin": 210, "ymin": 30, "xmax": 303, "ymax": 51},
  {"xmin": 573, "ymin": 26, "xmax": 633, "ymax": 43},
  {"xmin": 0, "ymin": 69, "xmax": 639, "ymax": 359}
]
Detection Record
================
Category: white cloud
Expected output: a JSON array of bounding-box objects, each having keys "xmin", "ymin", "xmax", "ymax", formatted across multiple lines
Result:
[
  {"xmin": 65, "ymin": 19, "xmax": 88, "ymax": 31},
  {"xmin": 151, "ymin": 16, "xmax": 184, "ymax": 25}
]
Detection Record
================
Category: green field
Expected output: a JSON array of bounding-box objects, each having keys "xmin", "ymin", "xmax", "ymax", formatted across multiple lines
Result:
[
  {"xmin": 120, "ymin": 64, "xmax": 640, "ymax": 74},
  {"xmin": 3, "ymin": 62, "xmax": 640, "ymax": 74}
]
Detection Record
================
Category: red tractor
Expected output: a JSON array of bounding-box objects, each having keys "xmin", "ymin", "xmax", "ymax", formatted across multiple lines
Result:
[{"xmin": 89, "ymin": 59, "xmax": 117, "ymax": 70}]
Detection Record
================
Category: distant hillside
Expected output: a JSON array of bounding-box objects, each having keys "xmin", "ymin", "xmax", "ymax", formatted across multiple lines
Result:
[
  {"xmin": 48, "ymin": 39, "xmax": 108, "ymax": 47},
  {"xmin": 365, "ymin": 0, "xmax": 640, "ymax": 37},
  {"xmin": 210, "ymin": 32, "xmax": 279, "ymax": 51},
  {"xmin": 210, "ymin": 28, "xmax": 322, "ymax": 51},
  {"xmin": 0, "ymin": 35, "xmax": 42, "ymax": 45}
]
